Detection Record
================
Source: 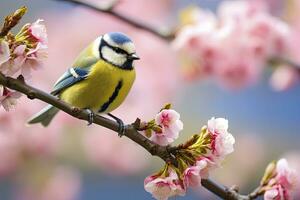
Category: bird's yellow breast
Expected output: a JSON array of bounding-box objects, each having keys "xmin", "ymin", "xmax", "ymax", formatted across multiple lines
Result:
[{"xmin": 60, "ymin": 60, "xmax": 135, "ymax": 113}]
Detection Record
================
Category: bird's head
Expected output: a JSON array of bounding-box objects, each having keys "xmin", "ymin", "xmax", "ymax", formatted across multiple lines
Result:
[{"xmin": 96, "ymin": 32, "xmax": 139, "ymax": 70}]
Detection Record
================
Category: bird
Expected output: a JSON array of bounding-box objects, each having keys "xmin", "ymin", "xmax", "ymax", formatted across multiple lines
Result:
[{"xmin": 27, "ymin": 32, "xmax": 140, "ymax": 136}]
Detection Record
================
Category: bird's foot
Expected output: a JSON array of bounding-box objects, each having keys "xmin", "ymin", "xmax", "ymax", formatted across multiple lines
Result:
[
  {"xmin": 107, "ymin": 113, "xmax": 125, "ymax": 137},
  {"xmin": 84, "ymin": 109, "xmax": 94, "ymax": 126}
]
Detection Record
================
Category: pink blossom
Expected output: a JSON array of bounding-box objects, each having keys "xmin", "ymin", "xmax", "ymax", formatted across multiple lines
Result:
[
  {"xmin": 2, "ymin": 43, "xmax": 47, "ymax": 78},
  {"xmin": 270, "ymin": 66, "xmax": 299, "ymax": 91},
  {"xmin": 20, "ymin": 43, "xmax": 48, "ymax": 78},
  {"xmin": 0, "ymin": 45, "xmax": 26, "ymax": 76},
  {"xmin": 196, "ymin": 157, "xmax": 218, "ymax": 179},
  {"xmin": 0, "ymin": 132, "xmax": 20, "ymax": 176},
  {"xmin": 264, "ymin": 184, "xmax": 289, "ymax": 200},
  {"xmin": 148, "ymin": 109, "xmax": 183, "ymax": 146},
  {"xmin": 183, "ymin": 159, "xmax": 208, "ymax": 187},
  {"xmin": 144, "ymin": 169, "xmax": 185, "ymax": 200},
  {"xmin": 29, "ymin": 19, "xmax": 48, "ymax": 45},
  {"xmin": 276, "ymin": 158, "xmax": 297, "ymax": 189},
  {"xmin": 0, "ymin": 40, "xmax": 10, "ymax": 66},
  {"xmin": 263, "ymin": 158, "xmax": 298, "ymax": 200},
  {"xmin": 83, "ymin": 129, "xmax": 149, "ymax": 175},
  {"xmin": 1, "ymin": 19, "xmax": 48, "ymax": 78},
  {"xmin": 173, "ymin": 0, "xmax": 292, "ymax": 89},
  {"xmin": 214, "ymin": 131, "xmax": 235, "ymax": 157},
  {"xmin": 0, "ymin": 86, "xmax": 22, "ymax": 111},
  {"xmin": 183, "ymin": 166, "xmax": 202, "ymax": 188},
  {"xmin": 15, "ymin": 166, "xmax": 81, "ymax": 200},
  {"xmin": 207, "ymin": 117, "xmax": 228, "ymax": 134},
  {"xmin": 207, "ymin": 117, "xmax": 235, "ymax": 160},
  {"xmin": 0, "ymin": 42, "xmax": 47, "ymax": 78}
]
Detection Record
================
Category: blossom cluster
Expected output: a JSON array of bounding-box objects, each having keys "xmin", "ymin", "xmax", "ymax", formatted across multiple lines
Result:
[
  {"xmin": 262, "ymin": 159, "xmax": 298, "ymax": 200},
  {"xmin": 141, "ymin": 105, "xmax": 183, "ymax": 146},
  {"xmin": 0, "ymin": 7, "xmax": 47, "ymax": 111},
  {"xmin": 173, "ymin": 0, "xmax": 292, "ymax": 89},
  {"xmin": 144, "ymin": 117, "xmax": 235, "ymax": 200}
]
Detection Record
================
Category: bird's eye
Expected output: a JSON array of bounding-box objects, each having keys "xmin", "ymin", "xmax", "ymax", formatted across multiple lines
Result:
[{"xmin": 113, "ymin": 47, "xmax": 128, "ymax": 55}]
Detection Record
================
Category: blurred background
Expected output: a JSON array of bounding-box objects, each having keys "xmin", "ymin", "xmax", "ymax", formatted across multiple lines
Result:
[{"xmin": 0, "ymin": 0, "xmax": 299, "ymax": 199}]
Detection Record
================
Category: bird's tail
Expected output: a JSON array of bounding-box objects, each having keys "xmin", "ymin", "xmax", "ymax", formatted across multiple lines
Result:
[{"xmin": 27, "ymin": 105, "xmax": 59, "ymax": 127}]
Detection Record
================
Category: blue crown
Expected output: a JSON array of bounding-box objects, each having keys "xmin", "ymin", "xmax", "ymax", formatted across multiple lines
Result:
[{"xmin": 108, "ymin": 32, "xmax": 132, "ymax": 44}]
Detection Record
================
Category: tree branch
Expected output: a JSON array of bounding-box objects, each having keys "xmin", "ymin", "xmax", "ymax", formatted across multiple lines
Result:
[
  {"xmin": 0, "ymin": 72, "xmax": 262, "ymax": 200},
  {"xmin": 52, "ymin": 0, "xmax": 175, "ymax": 41},
  {"xmin": 276, "ymin": 57, "xmax": 300, "ymax": 74}
]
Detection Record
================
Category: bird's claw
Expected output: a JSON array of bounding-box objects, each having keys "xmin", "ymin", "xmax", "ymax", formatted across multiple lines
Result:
[
  {"xmin": 108, "ymin": 113, "xmax": 126, "ymax": 137},
  {"xmin": 117, "ymin": 120, "xmax": 125, "ymax": 137},
  {"xmin": 85, "ymin": 109, "xmax": 94, "ymax": 126}
]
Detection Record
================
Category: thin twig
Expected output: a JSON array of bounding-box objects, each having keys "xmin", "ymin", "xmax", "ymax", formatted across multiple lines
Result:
[
  {"xmin": 52, "ymin": 0, "xmax": 175, "ymax": 41},
  {"xmin": 277, "ymin": 57, "xmax": 300, "ymax": 74},
  {"xmin": 269, "ymin": 57, "xmax": 300, "ymax": 76},
  {"xmin": 0, "ymin": 72, "xmax": 253, "ymax": 200}
]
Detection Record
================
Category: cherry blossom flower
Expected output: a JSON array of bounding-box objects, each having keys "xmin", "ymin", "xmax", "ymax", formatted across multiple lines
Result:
[
  {"xmin": 0, "ymin": 40, "xmax": 10, "ymax": 66},
  {"xmin": 0, "ymin": 85, "xmax": 22, "ymax": 111},
  {"xmin": 263, "ymin": 158, "xmax": 298, "ymax": 200},
  {"xmin": 264, "ymin": 184, "xmax": 289, "ymax": 200},
  {"xmin": 144, "ymin": 168, "xmax": 185, "ymax": 200},
  {"xmin": 276, "ymin": 159, "xmax": 297, "ymax": 189},
  {"xmin": 144, "ymin": 117, "xmax": 235, "ymax": 199},
  {"xmin": 16, "ymin": 19, "xmax": 47, "ymax": 45},
  {"xmin": 207, "ymin": 117, "xmax": 235, "ymax": 159},
  {"xmin": 270, "ymin": 66, "xmax": 299, "ymax": 91},
  {"xmin": 5, "ymin": 19, "xmax": 48, "ymax": 78},
  {"xmin": 148, "ymin": 109, "xmax": 183, "ymax": 146},
  {"xmin": 183, "ymin": 159, "xmax": 209, "ymax": 187},
  {"xmin": 173, "ymin": 0, "xmax": 292, "ymax": 89},
  {"xmin": 29, "ymin": 19, "xmax": 48, "ymax": 45}
]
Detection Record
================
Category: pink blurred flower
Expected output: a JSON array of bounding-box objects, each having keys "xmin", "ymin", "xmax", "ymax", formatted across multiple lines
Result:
[
  {"xmin": 144, "ymin": 169, "xmax": 185, "ymax": 200},
  {"xmin": 264, "ymin": 184, "xmax": 289, "ymax": 200},
  {"xmin": 0, "ymin": 40, "xmax": 10, "ymax": 66},
  {"xmin": 0, "ymin": 85, "xmax": 22, "ymax": 111},
  {"xmin": 29, "ymin": 19, "xmax": 48, "ymax": 45},
  {"xmin": 270, "ymin": 66, "xmax": 299, "ymax": 91},
  {"xmin": 276, "ymin": 159, "xmax": 297, "ymax": 189},
  {"xmin": 174, "ymin": 0, "xmax": 292, "ymax": 89},
  {"xmin": 83, "ymin": 129, "xmax": 149, "ymax": 175},
  {"xmin": 196, "ymin": 157, "xmax": 217, "ymax": 179},
  {"xmin": 15, "ymin": 166, "xmax": 81, "ymax": 200},
  {"xmin": 207, "ymin": 117, "xmax": 235, "ymax": 159},
  {"xmin": 0, "ymin": 132, "xmax": 20, "ymax": 176},
  {"xmin": 282, "ymin": 151, "xmax": 300, "ymax": 198},
  {"xmin": 263, "ymin": 158, "xmax": 298, "ymax": 200},
  {"xmin": 39, "ymin": 167, "xmax": 81, "ymax": 200},
  {"xmin": 183, "ymin": 159, "xmax": 208, "ymax": 187},
  {"xmin": 149, "ymin": 109, "xmax": 183, "ymax": 146}
]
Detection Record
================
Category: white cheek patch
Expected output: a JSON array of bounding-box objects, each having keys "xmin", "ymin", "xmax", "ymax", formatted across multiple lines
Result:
[
  {"xmin": 101, "ymin": 46, "xmax": 127, "ymax": 66},
  {"xmin": 92, "ymin": 36, "xmax": 102, "ymax": 59}
]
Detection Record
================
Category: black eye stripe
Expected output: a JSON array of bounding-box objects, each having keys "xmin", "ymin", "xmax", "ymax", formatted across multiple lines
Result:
[{"xmin": 101, "ymin": 38, "xmax": 129, "ymax": 55}]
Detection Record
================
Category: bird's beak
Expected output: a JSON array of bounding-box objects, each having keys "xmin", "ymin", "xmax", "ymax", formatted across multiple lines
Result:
[{"xmin": 128, "ymin": 53, "xmax": 140, "ymax": 60}]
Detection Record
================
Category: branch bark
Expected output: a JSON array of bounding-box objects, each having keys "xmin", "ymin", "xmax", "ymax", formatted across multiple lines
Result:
[
  {"xmin": 0, "ymin": 72, "xmax": 255, "ymax": 200},
  {"xmin": 52, "ymin": 0, "xmax": 175, "ymax": 41}
]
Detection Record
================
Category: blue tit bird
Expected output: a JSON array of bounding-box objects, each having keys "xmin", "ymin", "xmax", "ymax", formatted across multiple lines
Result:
[{"xmin": 27, "ymin": 32, "xmax": 139, "ymax": 135}]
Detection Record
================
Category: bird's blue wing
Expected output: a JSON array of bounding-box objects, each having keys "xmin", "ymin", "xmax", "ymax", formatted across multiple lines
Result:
[{"xmin": 51, "ymin": 67, "xmax": 89, "ymax": 96}]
